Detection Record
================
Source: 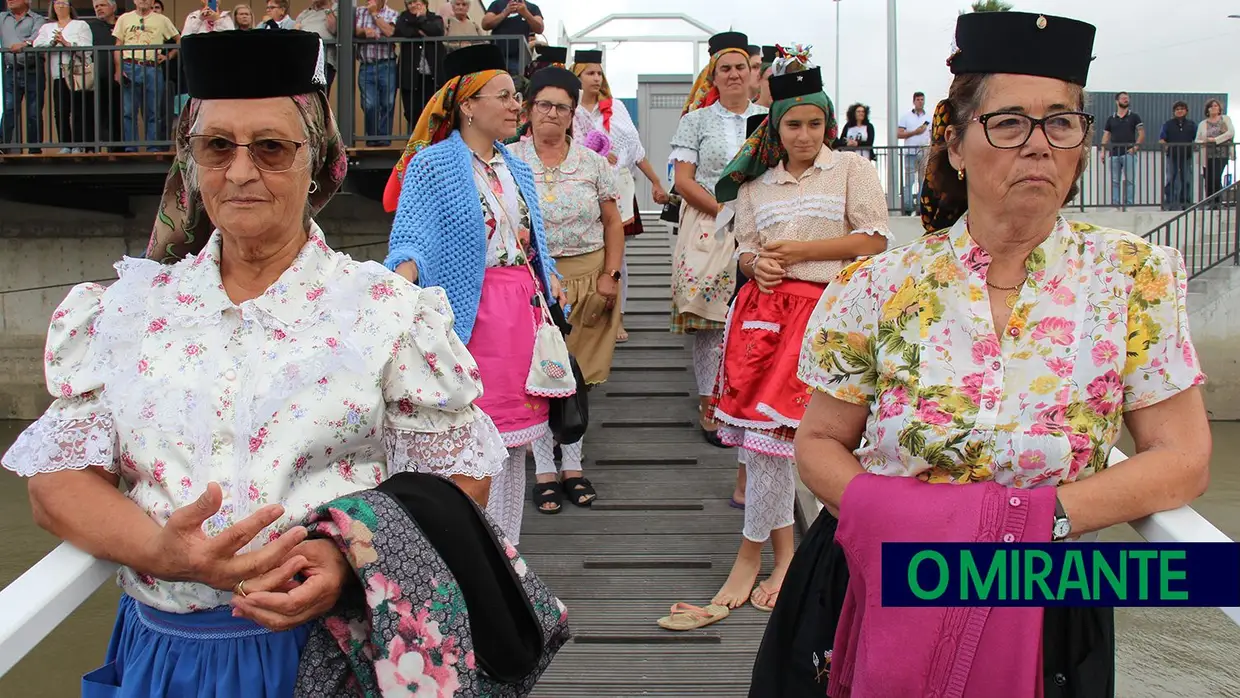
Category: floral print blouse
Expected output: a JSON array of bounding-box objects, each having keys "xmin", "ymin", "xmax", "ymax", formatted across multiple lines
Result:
[
  {"xmin": 798, "ymin": 216, "xmax": 1205, "ymax": 487},
  {"xmin": 669, "ymin": 101, "xmax": 769, "ymax": 196},
  {"xmin": 510, "ymin": 139, "xmax": 619, "ymax": 258},
  {"xmin": 0, "ymin": 224, "xmax": 508, "ymax": 613},
  {"xmin": 473, "ymin": 149, "xmax": 532, "ymax": 268}
]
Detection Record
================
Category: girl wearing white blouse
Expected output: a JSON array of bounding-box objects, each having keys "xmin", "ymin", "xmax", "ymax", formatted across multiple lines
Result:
[
  {"xmin": 669, "ymin": 31, "xmax": 767, "ymax": 446},
  {"xmin": 32, "ymin": 1, "xmax": 94, "ymax": 152},
  {"xmin": 571, "ymin": 49, "xmax": 670, "ymax": 343},
  {"xmin": 2, "ymin": 30, "xmax": 506, "ymax": 696}
]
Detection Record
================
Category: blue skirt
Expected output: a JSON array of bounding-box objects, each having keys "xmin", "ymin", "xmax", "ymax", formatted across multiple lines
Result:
[{"xmin": 82, "ymin": 594, "xmax": 311, "ymax": 698}]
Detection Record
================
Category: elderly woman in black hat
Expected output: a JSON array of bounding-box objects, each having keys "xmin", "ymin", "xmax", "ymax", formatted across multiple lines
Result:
[
  {"xmin": 1, "ymin": 30, "xmax": 508, "ymax": 695},
  {"xmin": 751, "ymin": 12, "xmax": 1210, "ymax": 698}
]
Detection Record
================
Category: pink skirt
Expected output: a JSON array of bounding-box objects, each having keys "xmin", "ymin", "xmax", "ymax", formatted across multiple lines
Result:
[{"xmin": 467, "ymin": 266, "xmax": 550, "ymax": 448}]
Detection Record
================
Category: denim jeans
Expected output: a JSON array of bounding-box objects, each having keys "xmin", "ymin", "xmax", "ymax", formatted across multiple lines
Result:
[
  {"xmin": 1165, "ymin": 157, "xmax": 1192, "ymax": 210},
  {"xmin": 358, "ymin": 59, "xmax": 396, "ymax": 147},
  {"xmin": 902, "ymin": 150, "xmax": 924, "ymax": 214},
  {"xmin": 1, "ymin": 61, "xmax": 45, "ymax": 151},
  {"xmin": 1109, "ymin": 151, "xmax": 1135, "ymax": 206},
  {"xmin": 121, "ymin": 62, "xmax": 168, "ymax": 152}
]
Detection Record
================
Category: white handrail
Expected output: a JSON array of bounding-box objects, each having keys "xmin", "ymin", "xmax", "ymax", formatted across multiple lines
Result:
[
  {"xmin": 0, "ymin": 542, "xmax": 118, "ymax": 677},
  {"xmin": 1, "ymin": 449, "xmax": 1236, "ymax": 679}
]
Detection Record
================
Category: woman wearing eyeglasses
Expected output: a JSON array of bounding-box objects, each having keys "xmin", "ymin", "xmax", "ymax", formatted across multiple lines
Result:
[
  {"xmin": 3, "ymin": 30, "xmax": 507, "ymax": 696},
  {"xmin": 385, "ymin": 43, "xmax": 567, "ymax": 546},
  {"xmin": 753, "ymin": 13, "xmax": 1209, "ymax": 697},
  {"xmin": 509, "ymin": 66, "xmax": 622, "ymax": 514}
]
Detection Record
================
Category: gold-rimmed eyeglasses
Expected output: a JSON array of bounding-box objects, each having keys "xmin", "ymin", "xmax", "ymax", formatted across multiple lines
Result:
[
  {"xmin": 471, "ymin": 90, "xmax": 520, "ymax": 106},
  {"xmin": 973, "ymin": 111, "xmax": 1095, "ymax": 150},
  {"xmin": 187, "ymin": 135, "xmax": 306, "ymax": 172}
]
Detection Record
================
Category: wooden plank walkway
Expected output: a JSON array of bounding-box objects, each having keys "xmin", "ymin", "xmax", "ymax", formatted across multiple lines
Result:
[{"xmin": 524, "ymin": 220, "xmax": 777, "ymax": 697}]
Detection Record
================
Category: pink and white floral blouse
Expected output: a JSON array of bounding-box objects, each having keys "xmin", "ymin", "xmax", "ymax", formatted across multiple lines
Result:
[
  {"xmin": 798, "ymin": 216, "xmax": 1205, "ymax": 487},
  {"xmin": 1, "ymin": 224, "xmax": 507, "ymax": 613}
]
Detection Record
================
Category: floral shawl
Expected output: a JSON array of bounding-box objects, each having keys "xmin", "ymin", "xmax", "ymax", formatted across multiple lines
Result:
[
  {"xmin": 714, "ymin": 90, "xmax": 836, "ymax": 204},
  {"xmin": 145, "ymin": 91, "xmax": 347, "ymax": 264},
  {"xmin": 382, "ymin": 68, "xmax": 507, "ymax": 212}
]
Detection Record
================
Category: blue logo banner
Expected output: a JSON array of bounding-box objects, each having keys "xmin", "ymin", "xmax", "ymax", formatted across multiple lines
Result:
[{"xmin": 881, "ymin": 543, "xmax": 1240, "ymax": 607}]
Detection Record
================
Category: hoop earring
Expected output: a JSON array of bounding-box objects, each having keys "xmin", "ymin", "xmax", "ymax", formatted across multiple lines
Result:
[
  {"xmin": 308, "ymin": 180, "xmax": 319, "ymax": 194},
  {"xmin": 957, "ymin": 167, "xmax": 965, "ymax": 181}
]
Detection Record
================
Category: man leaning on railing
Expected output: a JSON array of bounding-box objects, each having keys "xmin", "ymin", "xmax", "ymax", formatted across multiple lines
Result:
[
  {"xmin": 1160, "ymin": 101, "xmax": 1197, "ymax": 211},
  {"xmin": 1, "ymin": 0, "xmax": 47, "ymax": 153}
]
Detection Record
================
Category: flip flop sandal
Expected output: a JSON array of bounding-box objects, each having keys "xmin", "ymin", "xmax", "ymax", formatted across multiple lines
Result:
[
  {"xmin": 616, "ymin": 327, "xmax": 629, "ymax": 343},
  {"xmin": 657, "ymin": 602, "xmax": 730, "ymax": 631},
  {"xmin": 728, "ymin": 498, "xmax": 746, "ymax": 510},
  {"xmin": 751, "ymin": 584, "xmax": 780, "ymax": 612},
  {"xmin": 532, "ymin": 482, "xmax": 563, "ymax": 515},
  {"xmin": 561, "ymin": 476, "xmax": 596, "ymax": 507}
]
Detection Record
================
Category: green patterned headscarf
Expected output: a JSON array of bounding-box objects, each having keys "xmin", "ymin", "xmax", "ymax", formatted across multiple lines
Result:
[{"xmin": 715, "ymin": 90, "xmax": 835, "ymax": 204}]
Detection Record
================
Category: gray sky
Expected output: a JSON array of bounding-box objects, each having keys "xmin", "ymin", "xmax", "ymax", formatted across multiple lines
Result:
[{"xmin": 532, "ymin": 0, "xmax": 1240, "ymax": 145}]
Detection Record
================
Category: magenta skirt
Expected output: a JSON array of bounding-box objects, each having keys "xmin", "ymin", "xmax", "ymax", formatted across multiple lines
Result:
[{"xmin": 467, "ymin": 266, "xmax": 550, "ymax": 448}]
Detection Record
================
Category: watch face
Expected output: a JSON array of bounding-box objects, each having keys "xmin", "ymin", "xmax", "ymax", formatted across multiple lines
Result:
[{"xmin": 1053, "ymin": 518, "xmax": 1071, "ymax": 540}]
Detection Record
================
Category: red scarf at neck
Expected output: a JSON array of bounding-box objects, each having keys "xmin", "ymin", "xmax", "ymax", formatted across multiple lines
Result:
[{"xmin": 598, "ymin": 97, "xmax": 613, "ymax": 133}]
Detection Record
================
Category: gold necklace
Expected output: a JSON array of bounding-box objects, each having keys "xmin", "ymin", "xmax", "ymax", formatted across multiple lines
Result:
[
  {"xmin": 986, "ymin": 276, "xmax": 1028, "ymax": 309},
  {"xmin": 538, "ymin": 145, "xmax": 568, "ymax": 203}
]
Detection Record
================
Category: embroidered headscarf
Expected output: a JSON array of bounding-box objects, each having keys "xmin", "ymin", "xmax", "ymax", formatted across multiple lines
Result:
[
  {"xmin": 145, "ymin": 30, "xmax": 347, "ymax": 263},
  {"xmin": 682, "ymin": 31, "xmax": 753, "ymax": 115},
  {"xmin": 917, "ymin": 99, "xmax": 964, "ymax": 233},
  {"xmin": 715, "ymin": 48, "xmax": 836, "ymax": 204}
]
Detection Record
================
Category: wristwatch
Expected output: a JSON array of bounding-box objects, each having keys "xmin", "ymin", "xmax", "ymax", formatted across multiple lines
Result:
[
  {"xmin": 604, "ymin": 269, "xmax": 621, "ymax": 281},
  {"xmin": 1051, "ymin": 494, "xmax": 1072, "ymax": 542}
]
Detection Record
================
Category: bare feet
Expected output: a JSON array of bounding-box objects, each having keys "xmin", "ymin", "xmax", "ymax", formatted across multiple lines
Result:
[
  {"xmin": 752, "ymin": 564, "xmax": 789, "ymax": 610},
  {"xmin": 713, "ymin": 540, "xmax": 762, "ymax": 609}
]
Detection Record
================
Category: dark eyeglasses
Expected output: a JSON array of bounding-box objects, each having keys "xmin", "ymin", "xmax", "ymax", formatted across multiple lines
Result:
[
  {"xmin": 187, "ymin": 135, "xmax": 306, "ymax": 172},
  {"xmin": 973, "ymin": 111, "xmax": 1095, "ymax": 150},
  {"xmin": 531, "ymin": 100, "xmax": 573, "ymax": 117}
]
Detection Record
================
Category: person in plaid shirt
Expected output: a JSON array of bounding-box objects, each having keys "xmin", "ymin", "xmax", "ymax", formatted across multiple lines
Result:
[{"xmin": 355, "ymin": 0, "xmax": 398, "ymax": 145}]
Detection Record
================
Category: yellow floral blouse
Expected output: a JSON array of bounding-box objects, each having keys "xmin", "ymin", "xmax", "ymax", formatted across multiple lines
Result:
[{"xmin": 798, "ymin": 216, "xmax": 1205, "ymax": 487}]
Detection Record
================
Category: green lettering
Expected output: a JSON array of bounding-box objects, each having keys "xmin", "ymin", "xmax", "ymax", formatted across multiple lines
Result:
[
  {"xmin": 1092, "ymin": 549, "xmax": 1127, "ymax": 600},
  {"xmin": 962, "ymin": 550, "xmax": 1004, "ymax": 601},
  {"xmin": 1058, "ymin": 549, "xmax": 1091, "ymax": 601},
  {"xmin": 1023, "ymin": 550, "xmax": 1054, "ymax": 601},
  {"xmin": 1159, "ymin": 550, "xmax": 1189, "ymax": 601},
  {"xmin": 1009, "ymin": 544, "xmax": 1021, "ymax": 601},
  {"xmin": 909, "ymin": 551, "xmax": 949, "ymax": 600},
  {"xmin": 1129, "ymin": 550, "xmax": 1158, "ymax": 600}
]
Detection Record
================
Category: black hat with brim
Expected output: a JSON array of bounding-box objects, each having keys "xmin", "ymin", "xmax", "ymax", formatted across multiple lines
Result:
[
  {"xmin": 747, "ymin": 44, "xmax": 761, "ymax": 57},
  {"xmin": 761, "ymin": 45, "xmax": 778, "ymax": 63},
  {"xmin": 769, "ymin": 66, "xmax": 824, "ymax": 102},
  {"xmin": 535, "ymin": 45, "xmax": 568, "ymax": 65},
  {"xmin": 949, "ymin": 12, "xmax": 1096, "ymax": 86},
  {"xmin": 527, "ymin": 66, "xmax": 581, "ymax": 102},
  {"xmin": 708, "ymin": 31, "xmax": 749, "ymax": 56},
  {"xmin": 573, "ymin": 49, "xmax": 603, "ymax": 65},
  {"xmin": 443, "ymin": 42, "xmax": 507, "ymax": 82},
  {"xmin": 182, "ymin": 29, "xmax": 326, "ymax": 99},
  {"xmin": 746, "ymin": 113, "xmax": 767, "ymax": 137}
]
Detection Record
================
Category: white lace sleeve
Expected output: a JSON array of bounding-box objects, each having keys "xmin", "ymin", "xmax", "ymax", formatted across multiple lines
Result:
[
  {"xmin": 382, "ymin": 286, "xmax": 508, "ymax": 480},
  {"xmin": 1, "ymin": 282, "xmax": 118, "ymax": 477}
]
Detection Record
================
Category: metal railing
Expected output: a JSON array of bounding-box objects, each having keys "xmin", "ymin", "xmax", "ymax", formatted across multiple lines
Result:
[
  {"xmin": 2, "ymin": 448, "xmax": 1235, "ymax": 679},
  {"xmin": 833, "ymin": 142, "xmax": 1235, "ymax": 213},
  {"xmin": 0, "ymin": 35, "xmax": 530, "ymax": 154},
  {"xmin": 1141, "ymin": 179, "xmax": 1240, "ymax": 281}
]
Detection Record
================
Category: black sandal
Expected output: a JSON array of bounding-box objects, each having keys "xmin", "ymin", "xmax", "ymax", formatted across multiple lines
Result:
[
  {"xmin": 533, "ymin": 482, "xmax": 563, "ymax": 514},
  {"xmin": 561, "ymin": 476, "xmax": 597, "ymax": 507}
]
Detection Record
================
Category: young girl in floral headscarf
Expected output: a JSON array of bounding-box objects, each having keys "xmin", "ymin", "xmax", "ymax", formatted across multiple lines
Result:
[{"xmin": 660, "ymin": 51, "xmax": 890, "ymax": 630}]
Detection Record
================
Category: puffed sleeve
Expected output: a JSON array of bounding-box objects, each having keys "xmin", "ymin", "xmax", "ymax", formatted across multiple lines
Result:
[
  {"xmin": 1121, "ymin": 246, "xmax": 1206, "ymax": 410},
  {"xmin": 668, "ymin": 111, "xmax": 701, "ymax": 166},
  {"xmin": 1, "ymin": 283, "xmax": 117, "ymax": 477},
  {"xmin": 382, "ymin": 286, "xmax": 508, "ymax": 479},
  {"xmin": 733, "ymin": 180, "xmax": 759, "ymax": 257},
  {"xmin": 797, "ymin": 258, "xmax": 883, "ymax": 406},
  {"xmin": 843, "ymin": 153, "xmax": 893, "ymax": 241}
]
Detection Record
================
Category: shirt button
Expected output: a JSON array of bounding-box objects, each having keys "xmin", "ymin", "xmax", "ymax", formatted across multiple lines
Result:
[
  {"xmin": 1053, "ymin": 673, "xmax": 1067, "ymax": 686},
  {"xmin": 224, "ymin": 369, "xmax": 237, "ymax": 381},
  {"xmin": 1003, "ymin": 533, "xmax": 1016, "ymax": 543},
  {"xmin": 985, "ymin": 399, "xmax": 996, "ymax": 409},
  {"xmin": 991, "ymin": 361, "xmax": 1001, "ymax": 371},
  {"xmin": 1009, "ymin": 327, "xmax": 1019, "ymax": 337},
  {"xmin": 1009, "ymin": 496, "xmax": 1021, "ymax": 506}
]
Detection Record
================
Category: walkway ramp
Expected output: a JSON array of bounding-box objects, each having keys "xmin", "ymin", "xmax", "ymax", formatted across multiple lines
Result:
[{"xmin": 524, "ymin": 221, "xmax": 776, "ymax": 697}]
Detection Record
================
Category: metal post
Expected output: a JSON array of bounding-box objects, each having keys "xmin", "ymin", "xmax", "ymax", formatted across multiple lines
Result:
[
  {"xmin": 834, "ymin": 0, "xmax": 841, "ymax": 106},
  {"xmin": 336, "ymin": 0, "xmax": 356, "ymax": 148},
  {"xmin": 885, "ymin": 0, "xmax": 899, "ymax": 207}
]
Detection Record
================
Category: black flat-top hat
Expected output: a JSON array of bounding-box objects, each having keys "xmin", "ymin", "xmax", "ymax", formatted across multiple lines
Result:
[
  {"xmin": 535, "ymin": 45, "xmax": 568, "ymax": 65},
  {"xmin": 746, "ymin": 44, "xmax": 761, "ymax": 57},
  {"xmin": 708, "ymin": 31, "xmax": 749, "ymax": 56},
  {"xmin": 528, "ymin": 66, "xmax": 581, "ymax": 99},
  {"xmin": 769, "ymin": 66, "xmax": 824, "ymax": 102},
  {"xmin": 573, "ymin": 48, "xmax": 603, "ymax": 65},
  {"xmin": 443, "ymin": 42, "xmax": 507, "ymax": 82},
  {"xmin": 746, "ymin": 113, "xmax": 767, "ymax": 137},
  {"xmin": 949, "ymin": 12, "xmax": 1096, "ymax": 86},
  {"xmin": 182, "ymin": 30, "xmax": 326, "ymax": 100},
  {"xmin": 761, "ymin": 45, "xmax": 778, "ymax": 63}
]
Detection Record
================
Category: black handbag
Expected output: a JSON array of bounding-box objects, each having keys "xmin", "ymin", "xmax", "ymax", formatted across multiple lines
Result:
[
  {"xmin": 660, "ymin": 186, "xmax": 683, "ymax": 224},
  {"xmin": 546, "ymin": 301, "xmax": 589, "ymax": 444}
]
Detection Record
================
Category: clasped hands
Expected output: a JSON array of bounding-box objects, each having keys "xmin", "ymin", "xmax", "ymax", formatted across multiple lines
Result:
[
  {"xmin": 144, "ymin": 482, "xmax": 350, "ymax": 632},
  {"xmin": 750, "ymin": 240, "xmax": 806, "ymax": 294}
]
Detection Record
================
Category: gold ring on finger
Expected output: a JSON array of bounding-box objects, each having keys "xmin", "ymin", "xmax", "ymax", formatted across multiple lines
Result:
[{"xmin": 235, "ymin": 579, "xmax": 248, "ymax": 598}]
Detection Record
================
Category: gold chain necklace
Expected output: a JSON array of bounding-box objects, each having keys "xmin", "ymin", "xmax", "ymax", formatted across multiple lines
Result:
[
  {"xmin": 986, "ymin": 276, "xmax": 1028, "ymax": 309},
  {"xmin": 538, "ymin": 145, "xmax": 568, "ymax": 203}
]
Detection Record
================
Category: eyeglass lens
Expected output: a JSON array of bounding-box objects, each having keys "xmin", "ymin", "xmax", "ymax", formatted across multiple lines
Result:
[
  {"xmin": 985, "ymin": 113, "xmax": 1089, "ymax": 149},
  {"xmin": 188, "ymin": 136, "xmax": 301, "ymax": 172}
]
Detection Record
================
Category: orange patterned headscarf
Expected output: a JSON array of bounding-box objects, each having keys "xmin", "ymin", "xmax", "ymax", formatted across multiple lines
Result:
[
  {"xmin": 681, "ymin": 47, "xmax": 751, "ymax": 115},
  {"xmin": 382, "ymin": 68, "xmax": 506, "ymax": 213}
]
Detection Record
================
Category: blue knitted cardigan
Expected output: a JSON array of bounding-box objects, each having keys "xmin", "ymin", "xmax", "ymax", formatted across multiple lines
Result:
[{"xmin": 385, "ymin": 131, "xmax": 560, "ymax": 344}]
